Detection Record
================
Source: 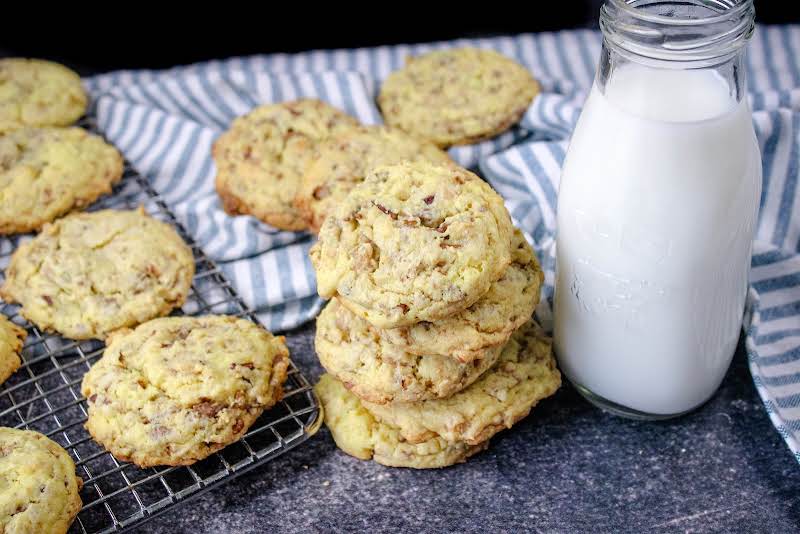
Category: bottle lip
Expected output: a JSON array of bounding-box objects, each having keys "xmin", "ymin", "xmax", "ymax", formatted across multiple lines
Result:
[
  {"xmin": 601, "ymin": 0, "xmax": 756, "ymax": 63},
  {"xmin": 605, "ymin": 0, "xmax": 754, "ymax": 27}
]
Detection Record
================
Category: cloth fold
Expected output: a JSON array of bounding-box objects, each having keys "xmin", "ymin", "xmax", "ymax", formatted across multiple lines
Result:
[{"xmin": 85, "ymin": 25, "xmax": 800, "ymax": 462}]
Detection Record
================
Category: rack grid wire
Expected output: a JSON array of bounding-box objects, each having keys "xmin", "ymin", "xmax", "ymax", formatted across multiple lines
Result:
[{"xmin": 0, "ymin": 123, "xmax": 320, "ymax": 533}]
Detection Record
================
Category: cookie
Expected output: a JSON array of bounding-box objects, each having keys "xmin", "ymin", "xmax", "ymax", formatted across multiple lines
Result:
[
  {"xmin": 0, "ymin": 127, "xmax": 124, "ymax": 234},
  {"xmin": 384, "ymin": 228, "xmax": 543, "ymax": 362},
  {"xmin": 81, "ymin": 315, "xmax": 290, "ymax": 467},
  {"xmin": 0, "ymin": 59, "xmax": 87, "ymax": 133},
  {"xmin": 0, "ymin": 208, "xmax": 194, "ymax": 340},
  {"xmin": 213, "ymin": 99, "xmax": 360, "ymax": 231},
  {"xmin": 315, "ymin": 299, "xmax": 500, "ymax": 404},
  {"xmin": 315, "ymin": 373, "xmax": 488, "ymax": 468},
  {"xmin": 0, "ymin": 315, "xmax": 25, "ymax": 386},
  {"xmin": 295, "ymin": 125, "xmax": 452, "ymax": 233},
  {"xmin": 0, "ymin": 428, "xmax": 82, "ymax": 534},
  {"xmin": 364, "ymin": 320, "xmax": 560, "ymax": 445},
  {"xmin": 310, "ymin": 161, "xmax": 514, "ymax": 328},
  {"xmin": 378, "ymin": 48, "xmax": 539, "ymax": 147}
]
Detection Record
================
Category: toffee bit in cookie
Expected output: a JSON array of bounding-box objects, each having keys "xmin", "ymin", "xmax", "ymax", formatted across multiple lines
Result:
[
  {"xmin": 374, "ymin": 203, "xmax": 398, "ymax": 220},
  {"xmin": 313, "ymin": 185, "xmax": 330, "ymax": 200},
  {"xmin": 232, "ymin": 419, "xmax": 245, "ymax": 433},
  {"xmin": 194, "ymin": 400, "xmax": 223, "ymax": 418}
]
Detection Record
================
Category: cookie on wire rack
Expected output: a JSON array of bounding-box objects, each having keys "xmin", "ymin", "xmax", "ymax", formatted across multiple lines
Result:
[
  {"xmin": 0, "ymin": 208, "xmax": 194, "ymax": 340},
  {"xmin": 0, "ymin": 315, "xmax": 25, "ymax": 386},
  {"xmin": 81, "ymin": 315, "xmax": 290, "ymax": 467},
  {"xmin": 0, "ymin": 427, "xmax": 83, "ymax": 534},
  {"xmin": 0, "ymin": 58, "xmax": 87, "ymax": 133},
  {"xmin": 0, "ymin": 126, "xmax": 123, "ymax": 234}
]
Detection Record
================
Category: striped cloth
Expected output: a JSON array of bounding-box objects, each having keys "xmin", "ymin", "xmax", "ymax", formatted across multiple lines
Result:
[{"xmin": 85, "ymin": 25, "xmax": 800, "ymax": 462}]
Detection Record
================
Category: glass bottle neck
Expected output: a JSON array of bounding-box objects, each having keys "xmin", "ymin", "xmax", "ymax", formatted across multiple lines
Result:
[
  {"xmin": 596, "ymin": 41, "xmax": 748, "ymax": 105},
  {"xmin": 596, "ymin": 0, "xmax": 755, "ymax": 106}
]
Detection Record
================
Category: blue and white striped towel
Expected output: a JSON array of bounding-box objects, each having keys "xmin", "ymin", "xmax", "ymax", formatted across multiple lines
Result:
[{"xmin": 85, "ymin": 25, "xmax": 800, "ymax": 462}]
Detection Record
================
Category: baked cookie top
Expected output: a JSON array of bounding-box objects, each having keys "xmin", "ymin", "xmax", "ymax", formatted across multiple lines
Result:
[
  {"xmin": 378, "ymin": 48, "xmax": 539, "ymax": 147},
  {"xmin": 80, "ymin": 315, "xmax": 290, "ymax": 467},
  {"xmin": 0, "ymin": 428, "xmax": 82, "ymax": 534},
  {"xmin": 384, "ymin": 228, "xmax": 543, "ymax": 362},
  {"xmin": 315, "ymin": 373, "xmax": 487, "ymax": 469},
  {"xmin": 0, "ymin": 127, "xmax": 123, "ymax": 234},
  {"xmin": 0, "ymin": 315, "xmax": 25, "ymax": 386},
  {"xmin": 295, "ymin": 125, "xmax": 452, "ymax": 233},
  {"xmin": 213, "ymin": 99, "xmax": 360, "ymax": 231},
  {"xmin": 310, "ymin": 161, "xmax": 513, "ymax": 328},
  {"xmin": 0, "ymin": 208, "xmax": 194, "ymax": 340},
  {"xmin": 364, "ymin": 320, "xmax": 560, "ymax": 446},
  {"xmin": 0, "ymin": 59, "xmax": 87, "ymax": 133},
  {"xmin": 315, "ymin": 299, "xmax": 500, "ymax": 404}
]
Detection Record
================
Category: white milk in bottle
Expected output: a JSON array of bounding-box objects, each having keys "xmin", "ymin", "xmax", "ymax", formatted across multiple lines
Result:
[{"xmin": 554, "ymin": 0, "xmax": 760, "ymax": 418}]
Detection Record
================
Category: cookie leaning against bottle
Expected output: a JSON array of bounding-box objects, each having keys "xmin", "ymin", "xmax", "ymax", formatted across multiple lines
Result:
[
  {"xmin": 310, "ymin": 161, "xmax": 514, "ymax": 329},
  {"xmin": 0, "ymin": 208, "xmax": 194, "ymax": 340},
  {"xmin": 81, "ymin": 315, "xmax": 290, "ymax": 467}
]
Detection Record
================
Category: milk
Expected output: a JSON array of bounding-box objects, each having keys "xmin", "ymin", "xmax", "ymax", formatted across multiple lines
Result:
[{"xmin": 554, "ymin": 65, "xmax": 761, "ymax": 416}]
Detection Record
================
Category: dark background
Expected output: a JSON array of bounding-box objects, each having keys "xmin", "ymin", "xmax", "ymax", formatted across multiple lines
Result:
[{"xmin": 1, "ymin": 1, "xmax": 799, "ymax": 75}]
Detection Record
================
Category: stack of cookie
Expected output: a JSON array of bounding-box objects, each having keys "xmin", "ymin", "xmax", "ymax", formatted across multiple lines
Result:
[{"xmin": 310, "ymin": 161, "xmax": 560, "ymax": 468}]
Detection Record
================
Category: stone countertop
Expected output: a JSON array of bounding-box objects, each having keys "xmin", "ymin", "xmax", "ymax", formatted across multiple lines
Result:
[{"xmin": 138, "ymin": 324, "xmax": 800, "ymax": 533}]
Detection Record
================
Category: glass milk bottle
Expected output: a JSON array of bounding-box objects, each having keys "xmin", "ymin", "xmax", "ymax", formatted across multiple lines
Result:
[{"xmin": 554, "ymin": 0, "xmax": 760, "ymax": 419}]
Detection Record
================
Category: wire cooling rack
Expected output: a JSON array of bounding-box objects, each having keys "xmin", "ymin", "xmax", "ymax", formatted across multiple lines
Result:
[{"xmin": 0, "ymin": 138, "xmax": 320, "ymax": 533}]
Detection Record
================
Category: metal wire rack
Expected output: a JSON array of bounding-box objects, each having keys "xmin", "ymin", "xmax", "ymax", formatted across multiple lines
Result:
[{"xmin": 0, "ymin": 134, "xmax": 320, "ymax": 533}]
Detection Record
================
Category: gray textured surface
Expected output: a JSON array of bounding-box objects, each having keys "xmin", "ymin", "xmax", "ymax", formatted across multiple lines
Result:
[{"xmin": 136, "ymin": 324, "xmax": 800, "ymax": 533}]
